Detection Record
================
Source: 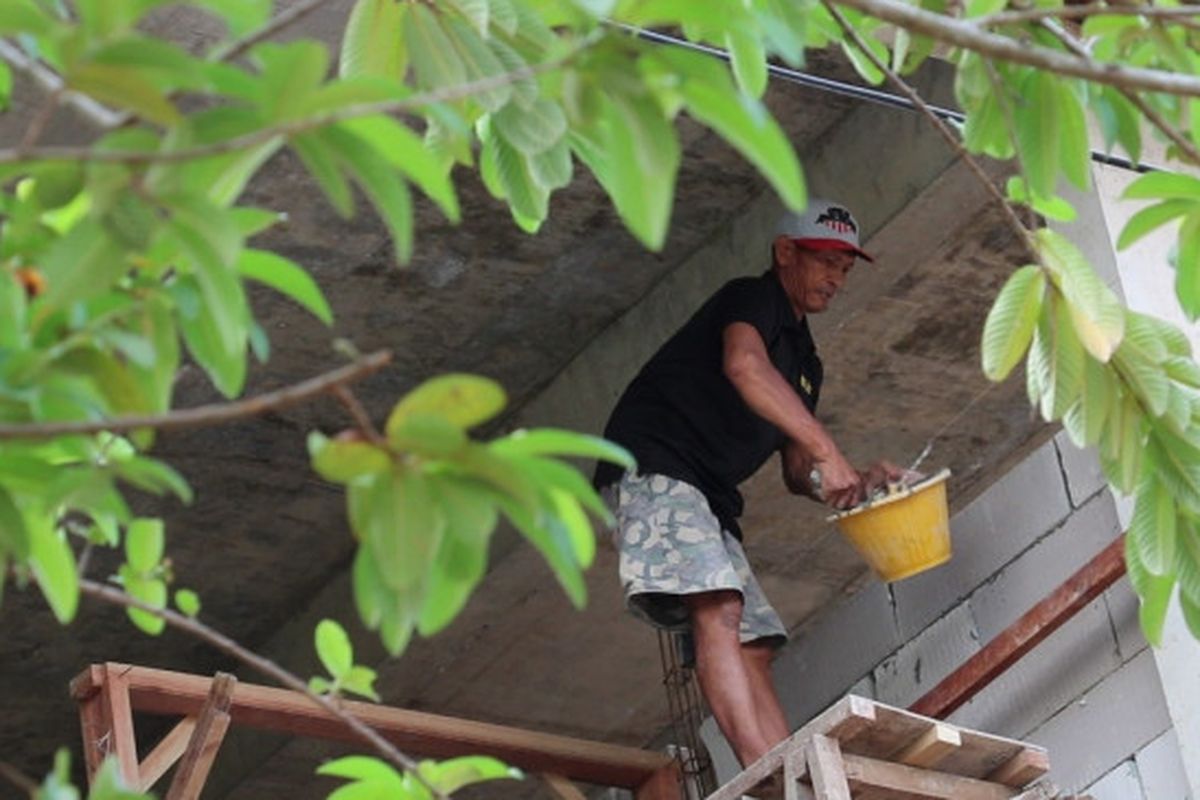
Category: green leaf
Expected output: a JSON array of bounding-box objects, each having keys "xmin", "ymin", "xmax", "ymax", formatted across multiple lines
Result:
[
  {"xmin": 1182, "ymin": 591, "xmax": 1200, "ymax": 641},
  {"xmin": 726, "ymin": 28, "xmax": 768, "ymax": 98},
  {"xmin": 322, "ymin": 127, "xmax": 415, "ymax": 263},
  {"xmin": 1057, "ymin": 81, "xmax": 1090, "ymax": 190},
  {"xmin": 1125, "ymin": 516, "xmax": 1174, "ymax": 646},
  {"xmin": 293, "ymin": 132, "xmax": 355, "ymax": 218},
  {"xmin": 39, "ymin": 220, "xmax": 128, "ymax": 314},
  {"xmin": 417, "ymin": 756, "xmax": 520, "ymax": 794},
  {"xmin": 981, "ymin": 265, "xmax": 1045, "ymax": 381},
  {"xmin": 417, "ymin": 533, "xmax": 484, "ymax": 635},
  {"xmin": 1005, "ymin": 177, "xmax": 1076, "ymax": 222},
  {"xmin": 386, "ymin": 413, "xmax": 468, "ymax": 456},
  {"xmin": 114, "ymin": 456, "xmax": 194, "ymax": 504},
  {"xmin": 125, "ymin": 518, "xmax": 164, "ymax": 573},
  {"xmin": 340, "ymin": 665, "xmax": 380, "ymax": 701},
  {"xmin": 495, "ymin": 494, "xmax": 586, "ymax": 608},
  {"xmin": 491, "ymin": 428, "xmax": 636, "ymax": 469},
  {"xmin": 1036, "ymin": 229, "xmax": 1125, "ymax": 362},
  {"xmin": 1130, "ymin": 472, "xmax": 1177, "ymax": 575},
  {"xmin": 252, "ymin": 41, "xmax": 330, "ymax": 121},
  {"xmin": 0, "ymin": 0, "xmax": 56, "ymax": 36},
  {"xmin": 1114, "ymin": 336, "xmax": 1170, "ymax": 419},
  {"xmin": 1116, "ymin": 199, "xmax": 1194, "ymax": 251},
  {"xmin": 494, "ymin": 98, "xmax": 568, "ymax": 155},
  {"xmin": 528, "ymin": 139, "xmax": 573, "ymax": 191},
  {"xmin": 964, "ymin": 0, "xmax": 1006, "ymax": 16},
  {"xmin": 237, "ymin": 250, "xmax": 333, "ymax": 325},
  {"xmin": 840, "ymin": 35, "xmax": 887, "ymax": 86},
  {"xmin": 1063, "ymin": 354, "xmax": 1113, "ymax": 448},
  {"xmin": 307, "ymin": 432, "xmax": 392, "ymax": 484},
  {"xmin": 67, "ymin": 63, "xmax": 180, "ymax": 125},
  {"xmin": 124, "ymin": 574, "xmax": 167, "ymax": 635},
  {"xmin": 1148, "ymin": 430, "xmax": 1200, "ymax": 509},
  {"xmin": 340, "ymin": 0, "xmax": 408, "ymax": 79},
  {"xmin": 192, "ymin": 0, "xmax": 272, "ymax": 36},
  {"xmin": 386, "ymin": 374, "xmax": 506, "ymax": 433},
  {"xmin": 1016, "ymin": 72, "xmax": 1061, "ymax": 200},
  {"xmin": 315, "ymin": 618, "xmax": 354, "ymax": 679},
  {"xmin": 351, "ymin": 546, "xmax": 386, "ymax": 629},
  {"xmin": 174, "ymin": 588, "xmax": 201, "ymax": 617},
  {"xmin": 363, "ymin": 469, "xmax": 445, "ymax": 590},
  {"xmin": 1176, "ymin": 212, "xmax": 1200, "ymax": 321},
  {"xmin": 338, "ymin": 116, "xmax": 460, "ymax": 222},
  {"xmin": 1123, "ymin": 171, "xmax": 1200, "ymax": 201},
  {"xmin": 318, "ymin": 755, "xmax": 405, "ymax": 787},
  {"xmin": 173, "ymin": 276, "xmax": 247, "ymax": 398},
  {"xmin": 1091, "ymin": 86, "xmax": 1141, "ymax": 164},
  {"xmin": 1176, "ymin": 517, "xmax": 1200, "ymax": 607},
  {"xmin": 443, "ymin": 16, "xmax": 511, "ymax": 112},
  {"xmin": 0, "ymin": 487, "xmax": 30, "ymax": 559},
  {"xmin": 406, "ymin": 4, "xmax": 467, "ymax": 90}
]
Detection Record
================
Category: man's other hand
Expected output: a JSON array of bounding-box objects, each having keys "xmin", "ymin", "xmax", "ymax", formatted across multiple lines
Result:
[
  {"xmin": 814, "ymin": 452, "xmax": 864, "ymax": 510},
  {"xmin": 860, "ymin": 460, "xmax": 922, "ymax": 497}
]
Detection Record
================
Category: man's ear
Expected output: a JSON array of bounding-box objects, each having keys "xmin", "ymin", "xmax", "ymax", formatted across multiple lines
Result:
[{"xmin": 772, "ymin": 235, "xmax": 794, "ymax": 266}]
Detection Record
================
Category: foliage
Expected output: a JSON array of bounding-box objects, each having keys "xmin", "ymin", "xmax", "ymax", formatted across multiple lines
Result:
[{"xmin": 3, "ymin": 0, "xmax": 1200, "ymax": 796}]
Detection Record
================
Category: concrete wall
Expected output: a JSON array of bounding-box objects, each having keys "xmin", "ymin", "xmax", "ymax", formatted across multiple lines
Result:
[{"xmin": 701, "ymin": 433, "xmax": 1191, "ymax": 796}]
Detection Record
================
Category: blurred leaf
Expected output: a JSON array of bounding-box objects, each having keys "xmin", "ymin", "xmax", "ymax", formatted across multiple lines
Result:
[
  {"xmin": 339, "ymin": 116, "xmax": 460, "ymax": 222},
  {"xmin": 387, "ymin": 413, "xmax": 468, "ymax": 456},
  {"xmin": 406, "ymin": 4, "xmax": 466, "ymax": 90},
  {"xmin": 340, "ymin": 665, "xmax": 380, "ymax": 702},
  {"xmin": 0, "ymin": 0, "xmax": 57, "ymax": 36},
  {"xmin": 174, "ymin": 588, "xmax": 200, "ymax": 617},
  {"xmin": 1005, "ymin": 176, "xmax": 1076, "ymax": 222},
  {"xmin": 494, "ymin": 98, "xmax": 568, "ymax": 155},
  {"xmin": 1057, "ymin": 81, "xmax": 1090, "ymax": 190},
  {"xmin": 315, "ymin": 618, "xmax": 354, "ymax": 679},
  {"xmin": 491, "ymin": 428, "xmax": 635, "ymax": 469},
  {"xmin": 0, "ymin": 487, "xmax": 30, "ymax": 559},
  {"xmin": 1175, "ymin": 516, "xmax": 1200, "ymax": 609},
  {"xmin": 352, "ymin": 546, "xmax": 387, "ymax": 629},
  {"xmin": 726, "ymin": 27, "xmax": 768, "ymax": 98},
  {"xmin": 1176, "ymin": 212, "xmax": 1200, "ymax": 321},
  {"xmin": 1124, "ymin": 171, "xmax": 1200, "ymax": 201},
  {"xmin": 238, "ymin": 249, "xmax": 334, "ymax": 325},
  {"xmin": 323, "ymin": 127, "xmax": 415, "ymax": 263},
  {"xmin": 318, "ymin": 755, "xmax": 405, "ymax": 790},
  {"xmin": 293, "ymin": 132, "xmax": 355, "ymax": 217},
  {"xmin": 528, "ymin": 139, "xmax": 573, "ymax": 191},
  {"xmin": 981, "ymin": 264, "xmax": 1045, "ymax": 381},
  {"xmin": 840, "ymin": 34, "xmax": 887, "ymax": 86},
  {"xmin": 308, "ymin": 432, "xmax": 392, "ymax": 484},
  {"xmin": 39, "ymin": 220, "xmax": 128, "ymax": 314},
  {"xmin": 340, "ymin": 0, "xmax": 408, "ymax": 78},
  {"xmin": 417, "ymin": 756, "xmax": 520, "ymax": 794},
  {"xmin": 124, "ymin": 573, "xmax": 167, "ymax": 635},
  {"xmin": 364, "ymin": 469, "xmax": 444, "ymax": 590},
  {"xmin": 1063, "ymin": 354, "xmax": 1113, "ymax": 448},
  {"xmin": 1130, "ymin": 471, "xmax": 1177, "ymax": 575},
  {"xmin": 1117, "ymin": 199, "xmax": 1193, "ymax": 251},
  {"xmin": 114, "ymin": 456, "xmax": 194, "ymax": 504},
  {"xmin": 1091, "ymin": 86, "xmax": 1141, "ymax": 164},
  {"xmin": 495, "ymin": 494, "xmax": 586, "ymax": 608},
  {"xmin": 386, "ymin": 374, "xmax": 506, "ymax": 434},
  {"xmin": 1036, "ymin": 229, "xmax": 1124, "ymax": 362},
  {"xmin": 67, "ymin": 63, "xmax": 180, "ymax": 125},
  {"xmin": 1016, "ymin": 71, "xmax": 1060, "ymax": 200},
  {"xmin": 125, "ymin": 518, "xmax": 164, "ymax": 573},
  {"xmin": 443, "ymin": 16, "xmax": 511, "ymax": 112},
  {"xmin": 191, "ymin": 0, "xmax": 272, "ymax": 36}
]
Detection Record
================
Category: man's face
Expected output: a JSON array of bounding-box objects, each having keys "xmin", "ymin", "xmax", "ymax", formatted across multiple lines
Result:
[{"xmin": 792, "ymin": 245, "xmax": 856, "ymax": 313}]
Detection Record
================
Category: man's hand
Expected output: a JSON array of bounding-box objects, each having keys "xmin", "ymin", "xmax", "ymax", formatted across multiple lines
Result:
[
  {"xmin": 813, "ymin": 450, "xmax": 864, "ymax": 510},
  {"xmin": 859, "ymin": 460, "xmax": 923, "ymax": 497}
]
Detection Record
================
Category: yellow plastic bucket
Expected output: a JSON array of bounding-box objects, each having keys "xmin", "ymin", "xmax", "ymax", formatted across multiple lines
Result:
[{"xmin": 827, "ymin": 468, "xmax": 953, "ymax": 582}]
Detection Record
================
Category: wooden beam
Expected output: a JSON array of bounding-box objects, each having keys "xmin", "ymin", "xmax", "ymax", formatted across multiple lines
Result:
[
  {"xmin": 895, "ymin": 722, "xmax": 961, "ymax": 769},
  {"xmin": 100, "ymin": 664, "xmax": 139, "ymax": 788},
  {"xmin": 910, "ymin": 536, "xmax": 1126, "ymax": 719},
  {"xmin": 166, "ymin": 672, "xmax": 236, "ymax": 800},
  {"xmin": 842, "ymin": 753, "xmax": 1015, "ymax": 799},
  {"xmin": 782, "ymin": 748, "xmax": 815, "ymax": 800},
  {"xmin": 987, "ymin": 749, "xmax": 1050, "ymax": 788},
  {"xmin": 542, "ymin": 773, "xmax": 588, "ymax": 800},
  {"xmin": 634, "ymin": 763, "xmax": 683, "ymax": 800},
  {"xmin": 71, "ymin": 663, "xmax": 672, "ymax": 790},
  {"xmin": 74, "ymin": 668, "xmax": 109, "ymax": 783},
  {"xmin": 137, "ymin": 717, "xmax": 197, "ymax": 792},
  {"xmin": 806, "ymin": 735, "xmax": 852, "ymax": 800}
]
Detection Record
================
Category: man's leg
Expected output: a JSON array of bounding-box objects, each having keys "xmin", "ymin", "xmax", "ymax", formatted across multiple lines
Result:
[
  {"xmin": 686, "ymin": 590, "xmax": 773, "ymax": 767},
  {"xmin": 741, "ymin": 641, "xmax": 789, "ymax": 747}
]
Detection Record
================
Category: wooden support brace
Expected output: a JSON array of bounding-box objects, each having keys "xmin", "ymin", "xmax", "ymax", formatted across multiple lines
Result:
[
  {"xmin": 842, "ymin": 753, "xmax": 1014, "ymax": 799},
  {"xmin": 895, "ymin": 721, "xmax": 962, "ymax": 769},
  {"xmin": 137, "ymin": 717, "xmax": 197, "ymax": 792},
  {"xmin": 987, "ymin": 748, "xmax": 1050, "ymax": 788},
  {"xmin": 165, "ymin": 672, "xmax": 236, "ymax": 800},
  {"xmin": 542, "ymin": 772, "xmax": 588, "ymax": 800},
  {"xmin": 783, "ymin": 747, "xmax": 815, "ymax": 800},
  {"xmin": 806, "ymin": 735, "xmax": 852, "ymax": 800},
  {"xmin": 634, "ymin": 762, "xmax": 683, "ymax": 800}
]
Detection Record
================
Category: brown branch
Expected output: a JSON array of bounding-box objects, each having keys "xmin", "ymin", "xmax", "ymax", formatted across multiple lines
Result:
[
  {"xmin": 0, "ymin": 43, "xmax": 586, "ymax": 166},
  {"xmin": 211, "ymin": 0, "xmax": 338, "ymax": 63},
  {"xmin": 823, "ymin": 1, "xmax": 1036, "ymax": 254},
  {"xmin": 830, "ymin": 0, "xmax": 1200, "ymax": 98},
  {"xmin": 78, "ymin": 578, "xmax": 448, "ymax": 800},
  {"xmin": 1039, "ymin": 19, "xmax": 1200, "ymax": 167},
  {"xmin": 982, "ymin": 3, "xmax": 1200, "ymax": 27},
  {"xmin": 0, "ymin": 760, "xmax": 37, "ymax": 796},
  {"xmin": 333, "ymin": 386, "xmax": 388, "ymax": 447},
  {"xmin": 0, "ymin": 39, "xmax": 120, "ymax": 129},
  {"xmin": 0, "ymin": 351, "xmax": 392, "ymax": 440}
]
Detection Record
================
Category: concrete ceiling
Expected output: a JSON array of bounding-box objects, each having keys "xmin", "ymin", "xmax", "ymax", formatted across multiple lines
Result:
[{"xmin": 1, "ymin": 3, "xmax": 1050, "ymax": 797}]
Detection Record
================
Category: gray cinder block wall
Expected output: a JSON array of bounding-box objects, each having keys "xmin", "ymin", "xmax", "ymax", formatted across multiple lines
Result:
[{"xmin": 701, "ymin": 432, "xmax": 1192, "ymax": 797}]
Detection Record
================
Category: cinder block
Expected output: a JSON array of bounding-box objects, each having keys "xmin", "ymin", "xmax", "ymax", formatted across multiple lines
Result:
[
  {"xmin": 948, "ymin": 598, "xmax": 1120, "ymax": 739},
  {"xmin": 874, "ymin": 603, "xmax": 979, "ymax": 708},
  {"xmin": 1105, "ymin": 576, "xmax": 1147, "ymax": 662},
  {"xmin": 1026, "ymin": 648, "xmax": 1172, "ymax": 792},
  {"xmin": 1085, "ymin": 760, "xmax": 1144, "ymax": 800},
  {"xmin": 772, "ymin": 580, "xmax": 900, "ymax": 729},
  {"xmin": 970, "ymin": 491, "xmax": 1122, "ymax": 642},
  {"xmin": 1136, "ymin": 728, "xmax": 1191, "ymax": 800},
  {"xmin": 893, "ymin": 442, "xmax": 1072, "ymax": 638},
  {"xmin": 1053, "ymin": 431, "xmax": 1109, "ymax": 507}
]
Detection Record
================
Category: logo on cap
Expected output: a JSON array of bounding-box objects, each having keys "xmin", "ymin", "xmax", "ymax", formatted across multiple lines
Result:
[{"xmin": 815, "ymin": 207, "xmax": 856, "ymax": 235}]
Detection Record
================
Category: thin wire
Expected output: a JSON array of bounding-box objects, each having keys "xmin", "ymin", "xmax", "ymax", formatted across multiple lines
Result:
[{"xmin": 612, "ymin": 22, "xmax": 1158, "ymax": 175}]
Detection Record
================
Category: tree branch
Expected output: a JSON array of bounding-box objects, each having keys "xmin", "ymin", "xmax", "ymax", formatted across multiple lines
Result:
[
  {"xmin": 211, "ymin": 0, "xmax": 339, "ymax": 63},
  {"xmin": 0, "ymin": 351, "xmax": 392, "ymax": 440},
  {"xmin": 822, "ymin": 1, "xmax": 1036, "ymax": 255},
  {"xmin": 0, "ymin": 760, "xmax": 37, "ymax": 796},
  {"xmin": 0, "ymin": 39, "xmax": 120, "ymax": 129},
  {"xmin": 333, "ymin": 386, "xmax": 388, "ymax": 447},
  {"xmin": 78, "ymin": 578, "xmax": 448, "ymax": 799},
  {"xmin": 830, "ymin": 0, "xmax": 1200, "ymax": 98},
  {"xmin": 982, "ymin": 3, "xmax": 1200, "ymax": 27},
  {"xmin": 1039, "ymin": 19, "xmax": 1200, "ymax": 168}
]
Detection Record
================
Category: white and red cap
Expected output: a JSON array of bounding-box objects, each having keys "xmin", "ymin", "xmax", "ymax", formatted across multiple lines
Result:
[{"xmin": 778, "ymin": 199, "xmax": 874, "ymax": 262}]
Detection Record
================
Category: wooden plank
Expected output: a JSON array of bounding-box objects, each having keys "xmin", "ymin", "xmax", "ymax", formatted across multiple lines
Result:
[
  {"xmin": 99, "ymin": 664, "xmax": 140, "ymax": 788},
  {"xmin": 910, "ymin": 536, "xmax": 1126, "ymax": 719},
  {"xmin": 166, "ymin": 672, "xmax": 236, "ymax": 800},
  {"xmin": 635, "ymin": 763, "xmax": 683, "ymax": 800},
  {"xmin": 987, "ymin": 749, "xmax": 1050, "ymax": 788},
  {"xmin": 75, "ymin": 679, "xmax": 109, "ymax": 784},
  {"xmin": 782, "ymin": 748, "xmax": 814, "ymax": 800},
  {"xmin": 706, "ymin": 695, "xmax": 876, "ymax": 800},
  {"xmin": 543, "ymin": 773, "xmax": 588, "ymax": 800},
  {"xmin": 137, "ymin": 717, "xmax": 197, "ymax": 791},
  {"xmin": 895, "ymin": 722, "xmax": 961, "ymax": 769},
  {"xmin": 71, "ymin": 662, "xmax": 671, "ymax": 790},
  {"xmin": 806, "ymin": 735, "xmax": 852, "ymax": 800},
  {"xmin": 842, "ymin": 753, "xmax": 1016, "ymax": 800}
]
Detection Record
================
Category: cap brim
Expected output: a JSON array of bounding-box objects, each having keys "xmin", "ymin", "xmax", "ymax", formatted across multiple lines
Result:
[{"xmin": 792, "ymin": 237, "xmax": 875, "ymax": 263}]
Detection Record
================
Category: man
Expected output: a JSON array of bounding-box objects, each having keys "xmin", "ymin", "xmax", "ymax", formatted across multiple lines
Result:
[{"xmin": 595, "ymin": 199, "xmax": 903, "ymax": 770}]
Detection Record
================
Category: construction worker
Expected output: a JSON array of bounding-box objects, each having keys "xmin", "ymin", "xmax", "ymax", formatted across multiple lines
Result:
[{"xmin": 595, "ymin": 199, "xmax": 905, "ymax": 771}]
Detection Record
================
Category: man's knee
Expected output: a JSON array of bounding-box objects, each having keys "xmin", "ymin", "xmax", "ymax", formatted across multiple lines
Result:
[{"xmin": 687, "ymin": 590, "xmax": 744, "ymax": 634}]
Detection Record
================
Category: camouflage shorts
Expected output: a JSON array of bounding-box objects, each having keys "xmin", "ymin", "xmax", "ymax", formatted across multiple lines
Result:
[{"xmin": 602, "ymin": 472, "xmax": 787, "ymax": 644}]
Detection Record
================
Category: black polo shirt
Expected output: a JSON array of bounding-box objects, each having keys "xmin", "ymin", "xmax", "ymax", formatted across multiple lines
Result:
[{"xmin": 595, "ymin": 269, "xmax": 823, "ymax": 539}]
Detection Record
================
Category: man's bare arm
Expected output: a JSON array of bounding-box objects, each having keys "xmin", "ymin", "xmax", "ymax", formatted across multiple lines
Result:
[{"xmin": 722, "ymin": 322, "xmax": 862, "ymax": 508}]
